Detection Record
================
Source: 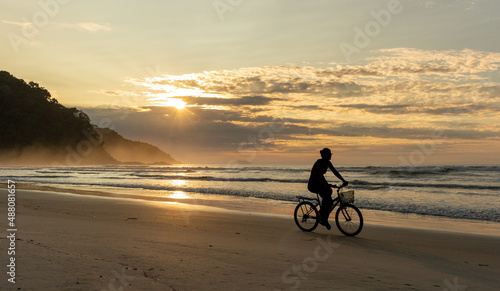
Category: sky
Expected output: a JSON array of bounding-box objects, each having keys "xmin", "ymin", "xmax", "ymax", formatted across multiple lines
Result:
[{"xmin": 1, "ymin": 0, "xmax": 500, "ymax": 165}]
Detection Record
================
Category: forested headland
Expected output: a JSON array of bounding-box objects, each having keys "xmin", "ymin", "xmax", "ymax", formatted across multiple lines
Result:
[{"xmin": 0, "ymin": 71, "xmax": 178, "ymax": 165}]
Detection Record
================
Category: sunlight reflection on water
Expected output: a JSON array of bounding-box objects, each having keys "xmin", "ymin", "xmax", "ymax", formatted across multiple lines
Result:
[
  {"xmin": 170, "ymin": 190, "xmax": 189, "ymax": 199},
  {"xmin": 171, "ymin": 179, "xmax": 186, "ymax": 187}
]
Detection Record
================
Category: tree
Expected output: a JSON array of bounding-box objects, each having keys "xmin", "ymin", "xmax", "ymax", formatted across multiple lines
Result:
[{"xmin": 0, "ymin": 71, "xmax": 95, "ymax": 149}]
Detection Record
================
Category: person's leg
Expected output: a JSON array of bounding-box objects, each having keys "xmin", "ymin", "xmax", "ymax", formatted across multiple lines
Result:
[{"xmin": 319, "ymin": 187, "xmax": 333, "ymax": 228}]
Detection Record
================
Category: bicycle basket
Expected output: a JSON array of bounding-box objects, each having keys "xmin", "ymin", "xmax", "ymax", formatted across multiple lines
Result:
[{"xmin": 340, "ymin": 190, "xmax": 354, "ymax": 204}]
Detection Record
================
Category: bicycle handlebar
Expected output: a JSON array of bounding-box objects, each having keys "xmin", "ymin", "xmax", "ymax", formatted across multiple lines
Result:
[{"xmin": 329, "ymin": 181, "xmax": 349, "ymax": 188}]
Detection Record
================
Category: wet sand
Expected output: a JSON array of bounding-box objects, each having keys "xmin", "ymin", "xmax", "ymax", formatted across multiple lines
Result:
[{"xmin": 0, "ymin": 189, "xmax": 498, "ymax": 290}]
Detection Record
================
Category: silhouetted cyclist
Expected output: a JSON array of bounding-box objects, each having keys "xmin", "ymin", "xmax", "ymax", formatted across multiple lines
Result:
[{"xmin": 308, "ymin": 148, "xmax": 348, "ymax": 230}]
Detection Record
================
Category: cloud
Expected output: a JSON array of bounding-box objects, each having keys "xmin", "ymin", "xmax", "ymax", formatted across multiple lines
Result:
[
  {"xmin": 91, "ymin": 90, "xmax": 139, "ymax": 96},
  {"xmin": 77, "ymin": 22, "xmax": 112, "ymax": 32},
  {"xmin": 129, "ymin": 49, "xmax": 500, "ymax": 103},
  {"xmin": 80, "ymin": 104, "xmax": 499, "ymax": 154},
  {"xmin": 366, "ymin": 48, "xmax": 500, "ymax": 75},
  {"xmin": 336, "ymin": 103, "xmax": 500, "ymax": 115},
  {"xmin": 100, "ymin": 90, "xmax": 119, "ymax": 96},
  {"xmin": 53, "ymin": 22, "xmax": 112, "ymax": 32},
  {"xmin": 324, "ymin": 125, "xmax": 499, "ymax": 140},
  {"xmin": 2, "ymin": 20, "xmax": 32, "ymax": 28},
  {"xmin": 180, "ymin": 95, "xmax": 278, "ymax": 106},
  {"xmin": 412, "ymin": 0, "xmax": 478, "ymax": 10},
  {"xmin": 88, "ymin": 48, "xmax": 500, "ymax": 163}
]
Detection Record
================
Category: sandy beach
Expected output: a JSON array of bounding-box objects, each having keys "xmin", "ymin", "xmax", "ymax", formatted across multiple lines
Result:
[{"xmin": 0, "ymin": 188, "xmax": 499, "ymax": 291}]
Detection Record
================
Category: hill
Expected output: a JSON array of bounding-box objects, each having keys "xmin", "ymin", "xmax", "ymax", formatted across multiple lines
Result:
[
  {"xmin": 100, "ymin": 128, "xmax": 180, "ymax": 165},
  {"xmin": 0, "ymin": 71, "xmax": 179, "ymax": 166}
]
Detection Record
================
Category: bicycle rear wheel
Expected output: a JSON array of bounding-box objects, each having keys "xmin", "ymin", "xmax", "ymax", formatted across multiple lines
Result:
[
  {"xmin": 294, "ymin": 201, "xmax": 319, "ymax": 232},
  {"xmin": 335, "ymin": 204, "xmax": 363, "ymax": 236}
]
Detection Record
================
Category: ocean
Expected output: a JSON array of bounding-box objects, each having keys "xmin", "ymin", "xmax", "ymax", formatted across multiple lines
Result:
[{"xmin": 1, "ymin": 165, "xmax": 499, "ymax": 222}]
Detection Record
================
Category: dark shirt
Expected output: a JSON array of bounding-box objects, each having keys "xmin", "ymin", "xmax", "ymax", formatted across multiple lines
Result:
[{"xmin": 308, "ymin": 159, "xmax": 333, "ymax": 193}]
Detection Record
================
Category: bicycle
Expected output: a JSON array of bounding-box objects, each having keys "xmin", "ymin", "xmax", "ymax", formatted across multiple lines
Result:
[{"xmin": 294, "ymin": 184, "xmax": 363, "ymax": 236}]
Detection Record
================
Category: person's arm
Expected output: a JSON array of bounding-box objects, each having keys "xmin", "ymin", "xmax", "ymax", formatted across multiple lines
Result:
[{"xmin": 328, "ymin": 162, "xmax": 348, "ymax": 185}]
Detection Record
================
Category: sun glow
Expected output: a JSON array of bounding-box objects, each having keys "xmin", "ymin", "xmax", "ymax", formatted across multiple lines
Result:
[
  {"xmin": 149, "ymin": 97, "xmax": 187, "ymax": 109},
  {"xmin": 169, "ymin": 98, "xmax": 186, "ymax": 110},
  {"xmin": 170, "ymin": 191, "xmax": 189, "ymax": 199}
]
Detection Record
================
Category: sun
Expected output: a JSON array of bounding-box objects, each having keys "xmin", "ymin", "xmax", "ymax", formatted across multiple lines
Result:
[{"xmin": 164, "ymin": 98, "xmax": 186, "ymax": 110}]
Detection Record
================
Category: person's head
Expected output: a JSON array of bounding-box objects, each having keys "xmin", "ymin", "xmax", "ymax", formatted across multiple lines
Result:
[{"xmin": 320, "ymin": 148, "xmax": 332, "ymax": 160}]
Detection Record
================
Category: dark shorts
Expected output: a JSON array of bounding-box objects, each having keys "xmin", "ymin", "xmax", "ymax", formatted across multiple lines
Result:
[{"xmin": 308, "ymin": 183, "xmax": 332, "ymax": 198}]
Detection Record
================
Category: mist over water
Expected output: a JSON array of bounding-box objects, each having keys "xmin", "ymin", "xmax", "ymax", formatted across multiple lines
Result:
[
  {"xmin": 1, "ymin": 164, "xmax": 499, "ymax": 222},
  {"xmin": 0, "ymin": 146, "xmax": 68, "ymax": 166},
  {"xmin": 0, "ymin": 144, "xmax": 116, "ymax": 166}
]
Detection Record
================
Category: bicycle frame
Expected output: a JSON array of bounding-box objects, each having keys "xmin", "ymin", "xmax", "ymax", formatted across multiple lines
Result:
[
  {"xmin": 295, "ymin": 185, "xmax": 363, "ymax": 235},
  {"xmin": 297, "ymin": 186, "xmax": 347, "ymax": 217}
]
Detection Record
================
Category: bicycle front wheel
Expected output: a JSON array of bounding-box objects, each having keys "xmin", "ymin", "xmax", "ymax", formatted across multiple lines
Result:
[
  {"xmin": 294, "ymin": 201, "xmax": 319, "ymax": 232},
  {"xmin": 335, "ymin": 204, "xmax": 363, "ymax": 237}
]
